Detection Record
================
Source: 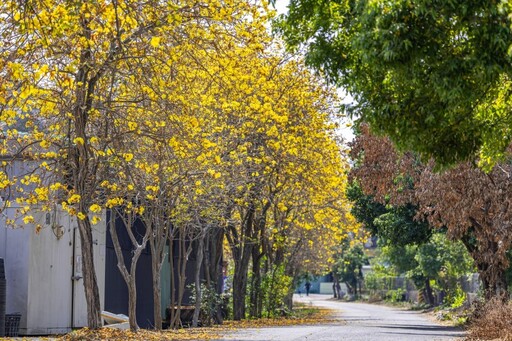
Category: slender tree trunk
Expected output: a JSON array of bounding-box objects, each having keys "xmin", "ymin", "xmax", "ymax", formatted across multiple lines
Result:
[
  {"xmin": 209, "ymin": 227, "xmax": 224, "ymax": 324},
  {"xmin": 77, "ymin": 218, "xmax": 102, "ymax": 328},
  {"xmin": 171, "ymin": 229, "xmax": 193, "ymax": 328},
  {"xmin": 192, "ymin": 231, "xmax": 205, "ymax": 327},
  {"xmin": 282, "ymin": 267, "xmax": 298, "ymax": 311},
  {"xmin": 169, "ymin": 237, "xmax": 176, "ymax": 328},
  {"xmin": 109, "ymin": 211, "xmax": 149, "ymax": 331},
  {"xmin": 151, "ymin": 252, "xmax": 163, "ymax": 330},
  {"xmin": 127, "ymin": 271, "xmax": 138, "ymax": 330},
  {"xmin": 148, "ymin": 218, "xmax": 170, "ymax": 330},
  {"xmin": 249, "ymin": 251, "xmax": 263, "ymax": 318}
]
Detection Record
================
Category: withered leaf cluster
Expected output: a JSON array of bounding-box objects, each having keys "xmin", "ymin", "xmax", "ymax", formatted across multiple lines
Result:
[{"xmin": 350, "ymin": 125, "xmax": 512, "ymax": 298}]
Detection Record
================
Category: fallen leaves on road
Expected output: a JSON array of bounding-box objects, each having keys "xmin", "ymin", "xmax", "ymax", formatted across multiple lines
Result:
[
  {"xmin": 60, "ymin": 327, "xmax": 224, "ymax": 340},
  {"xmin": 58, "ymin": 307, "xmax": 337, "ymax": 340},
  {"xmin": 223, "ymin": 308, "xmax": 337, "ymax": 328}
]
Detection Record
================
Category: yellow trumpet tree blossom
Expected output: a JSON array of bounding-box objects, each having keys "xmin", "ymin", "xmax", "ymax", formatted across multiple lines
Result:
[{"xmin": 0, "ymin": 0, "xmax": 273, "ymax": 329}]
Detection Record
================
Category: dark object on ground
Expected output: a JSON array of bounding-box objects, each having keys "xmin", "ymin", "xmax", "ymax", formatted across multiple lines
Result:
[{"xmin": 5, "ymin": 313, "xmax": 21, "ymax": 337}]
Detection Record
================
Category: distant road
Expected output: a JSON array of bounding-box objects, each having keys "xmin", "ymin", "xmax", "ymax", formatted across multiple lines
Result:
[{"xmin": 220, "ymin": 294, "xmax": 465, "ymax": 340}]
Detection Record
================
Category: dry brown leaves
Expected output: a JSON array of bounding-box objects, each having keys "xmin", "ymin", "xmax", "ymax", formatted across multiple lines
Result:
[
  {"xmin": 467, "ymin": 298, "xmax": 512, "ymax": 340},
  {"xmin": 222, "ymin": 308, "xmax": 337, "ymax": 328},
  {"xmin": 57, "ymin": 308, "xmax": 335, "ymax": 340}
]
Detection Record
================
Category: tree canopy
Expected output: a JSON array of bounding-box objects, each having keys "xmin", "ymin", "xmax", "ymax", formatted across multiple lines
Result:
[
  {"xmin": 279, "ymin": 0, "xmax": 512, "ymax": 168},
  {"xmin": 349, "ymin": 125, "xmax": 512, "ymax": 299},
  {"xmin": 0, "ymin": 0, "xmax": 357, "ymax": 327}
]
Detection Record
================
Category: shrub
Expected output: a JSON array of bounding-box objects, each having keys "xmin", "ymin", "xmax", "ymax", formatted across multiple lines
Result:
[
  {"xmin": 467, "ymin": 297, "xmax": 512, "ymax": 340},
  {"xmin": 385, "ymin": 288, "xmax": 406, "ymax": 303}
]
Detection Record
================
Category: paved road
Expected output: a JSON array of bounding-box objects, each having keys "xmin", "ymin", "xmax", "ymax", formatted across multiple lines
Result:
[{"xmin": 220, "ymin": 294, "xmax": 465, "ymax": 340}]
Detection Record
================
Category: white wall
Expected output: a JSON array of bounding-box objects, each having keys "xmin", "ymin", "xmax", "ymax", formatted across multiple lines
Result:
[
  {"xmin": 0, "ymin": 209, "xmax": 30, "ymax": 332},
  {"xmin": 0, "ymin": 207, "xmax": 107, "ymax": 335}
]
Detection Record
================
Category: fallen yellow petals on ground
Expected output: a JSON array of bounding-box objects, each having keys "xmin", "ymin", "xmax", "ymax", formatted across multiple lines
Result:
[{"xmin": 59, "ymin": 308, "xmax": 336, "ymax": 340}]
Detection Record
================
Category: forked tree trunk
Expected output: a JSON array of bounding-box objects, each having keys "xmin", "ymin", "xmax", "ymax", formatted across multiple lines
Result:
[
  {"xmin": 148, "ymin": 217, "xmax": 171, "ymax": 330},
  {"xmin": 109, "ymin": 211, "xmax": 150, "ymax": 331}
]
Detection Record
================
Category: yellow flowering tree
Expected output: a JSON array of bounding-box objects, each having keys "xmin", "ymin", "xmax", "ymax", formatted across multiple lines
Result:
[{"xmin": 0, "ymin": 0, "xmax": 269, "ymax": 329}]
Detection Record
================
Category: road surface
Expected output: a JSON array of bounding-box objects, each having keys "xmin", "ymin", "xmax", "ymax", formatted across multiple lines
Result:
[{"xmin": 220, "ymin": 294, "xmax": 465, "ymax": 340}]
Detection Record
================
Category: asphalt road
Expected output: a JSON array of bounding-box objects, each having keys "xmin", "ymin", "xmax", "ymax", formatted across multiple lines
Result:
[{"xmin": 220, "ymin": 294, "xmax": 465, "ymax": 341}]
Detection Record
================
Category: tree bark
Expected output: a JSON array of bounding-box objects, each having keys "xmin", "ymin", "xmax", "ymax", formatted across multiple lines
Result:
[
  {"xmin": 109, "ymin": 210, "xmax": 150, "ymax": 331},
  {"xmin": 249, "ymin": 250, "xmax": 263, "ymax": 318},
  {"xmin": 170, "ymin": 228, "xmax": 193, "ymax": 328},
  {"xmin": 424, "ymin": 279, "xmax": 435, "ymax": 306},
  {"xmin": 192, "ymin": 231, "xmax": 205, "ymax": 327},
  {"xmin": 232, "ymin": 250, "xmax": 251, "ymax": 320},
  {"xmin": 147, "ymin": 214, "xmax": 171, "ymax": 330},
  {"xmin": 226, "ymin": 203, "xmax": 255, "ymax": 321},
  {"xmin": 77, "ymin": 218, "xmax": 102, "ymax": 328},
  {"xmin": 150, "ymin": 246, "xmax": 163, "ymax": 330},
  {"xmin": 208, "ymin": 227, "xmax": 224, "ymax": 324}
]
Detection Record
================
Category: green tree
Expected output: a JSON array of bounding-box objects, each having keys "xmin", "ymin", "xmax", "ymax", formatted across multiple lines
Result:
[
  {"xmin": 278, "ymin": 0, "xmax": 512, "ymax": 167},
  {"xmin": 333, "ymin": 241, "xmax": 366, "ymax": 298},
  {"xmin": 347, "ymin": 181, "xmax": 431, "ymax": 247}
]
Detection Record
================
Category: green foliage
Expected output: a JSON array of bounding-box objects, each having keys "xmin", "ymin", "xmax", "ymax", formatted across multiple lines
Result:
[
  {"xmin": 278, "ymin": 0, "xmax": 512, "ymax": 167},
  {"xmin": 386, "ymin": 288, "xmax": 406, "ymax": 303},
  {"xmin": 333, "ymin": 241, "xmax": 366, "ymax": 296},
  {"xmin": 414, "ymin": 233, "xmax": 474, "ymax": 289},
  {"xmin": 446, "ymin": 286, "xmax": 467, "ymax": 309},
  {"xmin": 347, "ymin": 181, "xmax": 430, "ymax": 246},
  {"xmin": 189, "ymin": 283, "xmax": 224, "ymax": 326},
  {"xmin": 374, "ymin": 204, "xmax": 431, "ymax": 246},
  {"xmin": 346, "ymin": 181, "xmax": 387, "ymax": 236},
  {"xmin": 261, "ymin": 264, "xmax": 293, "ymax": 318}
]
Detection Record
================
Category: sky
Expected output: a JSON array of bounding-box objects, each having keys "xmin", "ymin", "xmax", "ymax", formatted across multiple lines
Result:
[
  {"xmin": 274, "ymin": 0, "xmax": 289, "ymax": 14},
  {"xmin": 271, "ymin": 0, "xmax": 355, "ymax": 143}
]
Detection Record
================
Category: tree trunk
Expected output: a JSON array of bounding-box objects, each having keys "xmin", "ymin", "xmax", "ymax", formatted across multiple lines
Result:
[
  {"xmin": 208, "ymin": 227, "xmax": 224, "ymax": 324},
  {"xmin": 226, "ymin": 204, "xmax": 255, "ymax": 321},
  {"xmin": 424, "ymin": 279, "xmax": 435, "ymax": 306},
  {"xmin": 481, "ymin": 266, "xmax": 509, "ymax": 301},
  {"xmin": 169, "ymin": 237, "xmax": 176, "ymax": 328},
  {"xmin": 232, "ymin": 255, "xmax": 251, "ymax": 320},
  {"xmin": 249, "ymin": 251, "xmax": 263, "ymax": 318},
  {"xmin": 127, "ymin": 271, "xmax": 138, "ymax": 330},
  {"xmin": 148, "ymin": 217, "xmax": 170, "ymax": 330},
  {"xmin": 151, "ymin": 253, "xmax": 163, "ymax": 330},
  {"xmin": 192, "ymin": 232, "xmax": 205, "ymax": 327},
  {"xmin": 170, "ymin": 229, "xmax": 193, "ymax": 328},
  {"xmin": 77, "ymin": 218, "xmax": 102, "ymax": 329},
  {"xmin": 109, "ymin": 211, "xmax": 149, "ymax": 331},
  {"xmin": 461, "ymin": 230, "xmax": 509, "ymax": 301}
]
